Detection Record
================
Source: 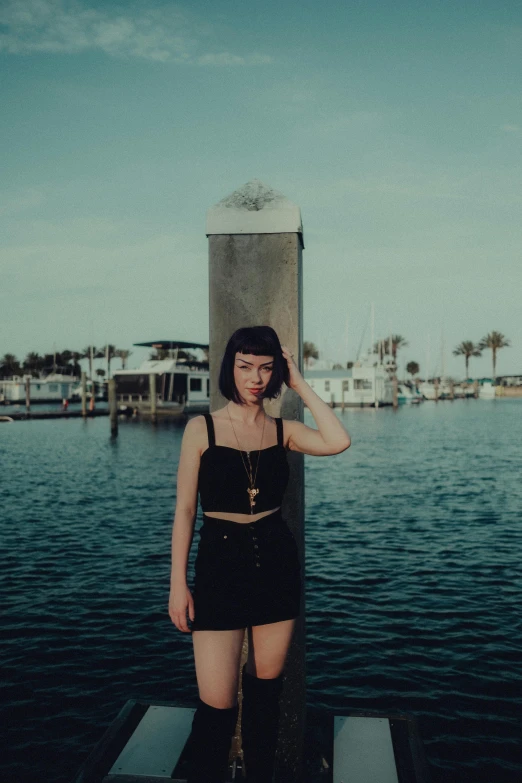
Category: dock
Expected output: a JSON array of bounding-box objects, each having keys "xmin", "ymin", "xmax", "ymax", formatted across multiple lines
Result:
[
  {"xmin": 1, "ymin": 410, "xmax": 109, "ymax": 421},
  {"xmin": 72, "ymin": 699, "xmax": 430, "ymax": 783}
]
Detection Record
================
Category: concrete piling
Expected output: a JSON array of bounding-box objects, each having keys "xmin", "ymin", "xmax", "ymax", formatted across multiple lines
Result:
[{"xmin": 206, "ymin": 179, "xmax": 305, "ymax": 779}]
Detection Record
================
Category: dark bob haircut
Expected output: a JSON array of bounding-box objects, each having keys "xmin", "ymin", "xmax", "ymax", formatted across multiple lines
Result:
[{"xmin": 219, "ymin": 326, "xmax": 290, "ymax": 404}]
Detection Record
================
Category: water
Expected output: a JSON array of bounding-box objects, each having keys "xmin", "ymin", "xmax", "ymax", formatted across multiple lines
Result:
[
  {"xmin": 1, "ymin": 401, "xmax": 520, "ymax": 783},
  {"xmin": 1, "ymin": 401, "xmax": 108, "ymax": 414}
]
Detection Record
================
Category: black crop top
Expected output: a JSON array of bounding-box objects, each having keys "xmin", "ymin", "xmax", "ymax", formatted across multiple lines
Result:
[{"xmin": 198, "ymin": 413, "xmax": 290, "ymax": 514}]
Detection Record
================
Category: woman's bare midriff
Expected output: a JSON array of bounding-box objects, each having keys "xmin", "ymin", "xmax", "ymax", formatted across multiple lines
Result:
[{"xmin": 203, "ymin": 506, "xmax": 281, "ymax": 524}]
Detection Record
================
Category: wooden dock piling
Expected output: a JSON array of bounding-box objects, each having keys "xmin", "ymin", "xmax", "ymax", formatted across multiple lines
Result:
[
  {"xmin": 108, "ymin": 379, "xmax": 118, "ymax": 436},
  {"xmin": 25, "ymin": 376, "xmax": 31, "ymax": 412},
  {"xmin": 81, "ymin": 372, "xmax": 87, "ymax": 417},
  {"xmin": 149, "ymin": 373, "xmax": 157, "ymax": 423}
]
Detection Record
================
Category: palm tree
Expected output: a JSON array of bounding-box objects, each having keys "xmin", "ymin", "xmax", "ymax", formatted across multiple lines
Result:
[
  {"xmin": 69, "ymin": 352, "xmax": 82, "ymax": 377},
  {"xmin": 23, "ymin": 352, "xmax": 44, "ymax": 377},
  {"xmin": 115, "ymin": 349, "xmax": 132, "ymax": 370},
  {"xmin": 82, "ymin": 346, "xmax": 96, "ymax": 380},
  {"xmin": 55, "ymin": 350, "xmax": 77, "ymax": 375},
  {"xmin": 374, "ymin": 335, "xmax": 408, "ymax": 364},
  {"xmin": 479, "ymin": 332, "xmax": 510, "ymax": 379},
  {"xmin": 82, "ymin": 346, "xmax": 104, "ymax": 380},
  {"xmin": 373, "ymin": 340, "xmax": 389, "ymax": 362},
  {"xmin": 390, "ymin": 335, "xmax": 408, "ymax": 362},
  {"xmin": 406, "ymin": 361, "xmax": 420, "ymax": 379},
  {"xmin": 101, "ymin": 344, "xmax": 117, "ymax": 379},
  {"xmin": 304, "ymin": 341, "xmax": 319, "ymax": 368},
  {"xmin": 0, "ymin": 353, "xmax": 21, "ymax": 378},
  {"xmin": 453, "ymin": 341, "xmax": 481, "ymax": 379}
]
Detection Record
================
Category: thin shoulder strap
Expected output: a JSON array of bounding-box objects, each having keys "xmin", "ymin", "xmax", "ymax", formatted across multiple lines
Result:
[
  {"xmin": 203, "ymin": 413, "xmax": 216, "ymax": 447},
  {"xmin": 275, "ymin": 417, "xmax": 283, "ymax": 447}
]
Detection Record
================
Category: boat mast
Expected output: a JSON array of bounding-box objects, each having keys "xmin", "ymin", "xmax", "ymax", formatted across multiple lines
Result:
[
  {"xmin": 370, "ymin": 302, "xmax": 375, "ymax": 362},
  {"xmin": 440, "ymin": 328, "xmax": 445, "ymax": 380}
]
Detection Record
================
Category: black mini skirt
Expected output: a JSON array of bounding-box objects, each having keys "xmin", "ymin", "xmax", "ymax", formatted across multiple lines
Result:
[{"xmin": 190, "ymin": 508, "xmax": 301, "ymax": 631}]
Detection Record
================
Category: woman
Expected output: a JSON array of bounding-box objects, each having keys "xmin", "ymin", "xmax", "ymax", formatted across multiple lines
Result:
[{"xmin": 168, "ymin": 326, "xmax": 351, "ymax": 783}]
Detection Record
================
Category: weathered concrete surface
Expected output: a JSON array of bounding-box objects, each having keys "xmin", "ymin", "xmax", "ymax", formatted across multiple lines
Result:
[
  {"xmin": 206, "ymin": 179, "xmax": 303, "ymax": 237},
  {"xmin": 207, "ymin": 182, "xmax": 305, "ymax": 780}
]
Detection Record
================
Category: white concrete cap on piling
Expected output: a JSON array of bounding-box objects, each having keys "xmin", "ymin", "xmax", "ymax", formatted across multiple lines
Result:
[{"xmin": 206, "ymin": 179, "xmax": 304, "ymax": 243}]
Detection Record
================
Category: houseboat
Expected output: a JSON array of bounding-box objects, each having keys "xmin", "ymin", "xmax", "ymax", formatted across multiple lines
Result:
[
  {"xmin": 113, "ymin": 340, "xmax": 209, "ymax": 417},
  {"xmin": 304, "ymin": 361, "xmax": 393, "ymax": 407},
  {"xmin": 0, "ymin": 372, "xmax": 79, "ymax": 405}
]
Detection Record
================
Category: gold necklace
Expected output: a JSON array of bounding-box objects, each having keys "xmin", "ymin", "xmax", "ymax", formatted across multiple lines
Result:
[{"xmin": 227, "ymin": 403, "xmax": 266, "ymax": 514}]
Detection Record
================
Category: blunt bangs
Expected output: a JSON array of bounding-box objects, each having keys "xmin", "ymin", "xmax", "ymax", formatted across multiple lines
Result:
[{"xmin": 219, "ymin": 326, "xmax": 290, "ymax": 404}]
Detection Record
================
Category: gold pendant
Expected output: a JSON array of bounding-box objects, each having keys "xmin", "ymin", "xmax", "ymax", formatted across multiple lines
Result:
[{"xmin": 247, "ymin": 487, "xmax": 259, "ymax": 509}]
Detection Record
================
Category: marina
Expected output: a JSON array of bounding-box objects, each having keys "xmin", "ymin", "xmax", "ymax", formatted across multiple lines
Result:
[
  {"xmin": 4, "ymin": 4, "xmax": 521, "ymax": 780},
  {"xmin": 3, "ymin": 350, "xmax": 518, "ymax": 423},
  {"xmin": 2, "ymin": 400, "xmax": 520, "ymax": 783}
]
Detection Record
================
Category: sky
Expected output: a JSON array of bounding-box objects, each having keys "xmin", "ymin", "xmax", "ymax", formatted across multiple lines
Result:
[{"xmin": 2, "ymin": 0, "xmax": 521, "ymax": 379}]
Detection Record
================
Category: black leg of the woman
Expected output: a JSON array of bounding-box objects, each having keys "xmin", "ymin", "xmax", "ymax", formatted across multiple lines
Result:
[
  {"xmin": 241, "ymin": 663, "xmax": 284, "ymax": 783},
  {"xmin": 186, "ymin": 697, "xmax": 239, "ymax": 783}
]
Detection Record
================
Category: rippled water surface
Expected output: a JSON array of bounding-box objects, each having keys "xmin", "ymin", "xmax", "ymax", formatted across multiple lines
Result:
[{"xmin": 2, "ymin": 401, "xmax": 521, "ymax": 782}]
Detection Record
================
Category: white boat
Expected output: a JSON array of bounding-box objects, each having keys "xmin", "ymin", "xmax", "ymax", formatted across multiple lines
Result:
[
  {"xmin": 418, "ymin": 379, "xmax": 453, "ymax": 400},
  {"xmin": 304, "ymin": 360, "xmax": 393, "ymax": 407},
  {"xmin": 397, "ymin": 384, "xmax": 423, "ymax": 404},
  {"xmin": 113, "ymin": 340, "xmax": 210, "ymax": 416},
  {"xmin": 0, "ymin": 373, "xmax": 79, "ymax": 404},
  {"xmin": 70, "ymin": 379, "xmax": 105, "ymax": 401},
  {"xmin": 478, "ymin": 381, "xmax": 496, "ymax": 399}
]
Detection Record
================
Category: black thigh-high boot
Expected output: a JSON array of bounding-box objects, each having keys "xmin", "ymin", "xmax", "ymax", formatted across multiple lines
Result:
[
  {"xmin": 186, "ymin": 697, "xmax": 239, "ymax": 783},
  {"xmin": 241, "ymin": 664, "xmax": 284, "ymax": 783}
]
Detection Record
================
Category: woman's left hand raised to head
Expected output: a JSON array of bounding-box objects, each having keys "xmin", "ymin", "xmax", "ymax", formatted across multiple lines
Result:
[{"xmin": 280, "ymin": 345, "xmax": 305, "ymax": 391}]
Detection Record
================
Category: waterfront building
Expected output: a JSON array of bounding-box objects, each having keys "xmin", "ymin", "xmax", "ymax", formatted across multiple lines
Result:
[{"xmin": 0, "ymin": 373, "xmax": 79, "ymax": 404}]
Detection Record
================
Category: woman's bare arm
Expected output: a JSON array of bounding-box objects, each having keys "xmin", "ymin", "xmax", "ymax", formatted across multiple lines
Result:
[
  {"xmin": 279, "ymin": 346, "xmax": 351, "ymax": 456},
  {"xmin": 169, "ymin": 417, "xmax": 204, "ymax": 632},
  {"xmin": 285, "ymin": 381, "xmax": 351, "ymax": 456},
  {"xmin": 170, "ymin": 416, "xmax": 202, "ymax": 586}
]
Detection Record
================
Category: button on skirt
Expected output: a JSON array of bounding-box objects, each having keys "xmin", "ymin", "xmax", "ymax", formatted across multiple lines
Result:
[{"xmin": 190, "ymin": 508, "xmax": 301, "ymax": 631}]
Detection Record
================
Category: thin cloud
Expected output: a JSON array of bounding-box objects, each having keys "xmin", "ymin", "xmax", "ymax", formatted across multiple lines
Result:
[
  {"xmin": 196, "ymin": 52, "xmax": 273, "ymax": 66},
  {"xmin": 0, "ymin": 0, "xmax": 271, "ymax": 65}
]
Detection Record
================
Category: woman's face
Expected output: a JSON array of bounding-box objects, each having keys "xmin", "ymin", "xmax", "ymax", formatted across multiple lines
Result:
[{"xmin": 233, "ymin": 352, "xmax": 274, "ymax": 401}]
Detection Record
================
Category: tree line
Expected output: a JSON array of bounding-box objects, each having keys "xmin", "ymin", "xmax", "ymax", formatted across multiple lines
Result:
[
  {"xmin": 0, "ymin": 346, "xmax": 131, "ymax": 380},
  {"xmin": 303, "ymin": 330, "xmax": 510, "ymax": 380},
  {"xmin": 1, "ymin": 332, "xmax": 511, "ymax": 381}
]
